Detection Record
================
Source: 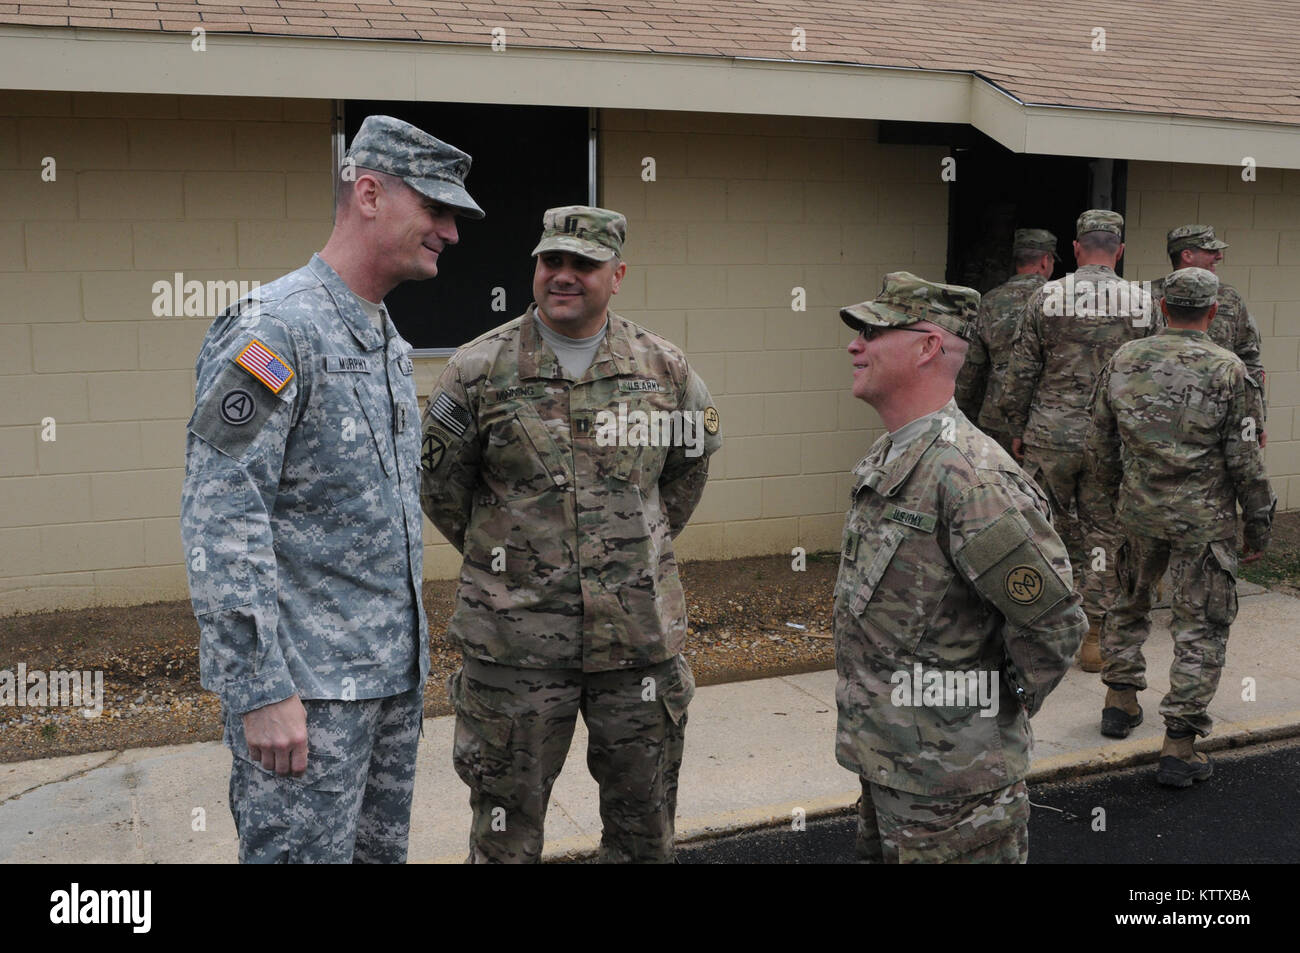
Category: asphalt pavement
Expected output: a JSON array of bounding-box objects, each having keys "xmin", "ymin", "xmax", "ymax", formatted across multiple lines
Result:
[{"xmin": 677, "ymin": 736, "xmax": 1300, "ymax": 863}]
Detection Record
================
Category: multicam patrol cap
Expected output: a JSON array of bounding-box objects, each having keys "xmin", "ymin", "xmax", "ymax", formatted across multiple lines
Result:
[
  {"xmin": 1076, "ymin": 209, "xmax": 1124, "ymax": 238},
  {"xmin": 1161, "ymin": 267, "xmax": 1219, "ymax": 308},
  {"xmin": 345, "ymin": 115, "xmax": 484, "ymax": 220},
  {"xmin": 1167, "ymin": 224, "xmax": 1229, "ymax": 256},
  {"xmin": 1014, "ymin": 227, "xmax": 1060, "ymax": 261},
  {"xmin": 839, "ymin": 272, "xmax": 980, "ymax": 340},
  {"xmin": 531, "ymin": 206, "xmax": 626, "ymax": 262}
]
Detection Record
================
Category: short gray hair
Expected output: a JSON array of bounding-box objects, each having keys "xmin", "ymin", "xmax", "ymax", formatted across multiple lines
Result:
[{"xmin": 335, "ymin": 166, "xmax": 406, "ymax": 218}]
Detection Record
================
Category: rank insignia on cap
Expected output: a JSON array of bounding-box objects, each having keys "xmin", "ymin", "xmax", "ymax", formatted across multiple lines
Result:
[{"xmin": 235, "ymin": 339, "xmax": 294, "ymax": 394}]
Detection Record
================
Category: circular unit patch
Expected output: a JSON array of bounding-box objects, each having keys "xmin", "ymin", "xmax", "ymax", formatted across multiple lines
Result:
[
  {"xmin": 1004, "ymin": 565, "xmax": 1045, "ymax": 605},
  {"xmin": 421, "ymin": 432, "xmax": 448, "ymax": 471},
  {"xmin": 702, "ymin": 406, "xmax": 720, "ymax": 435},
  {"xmin": 220, "ymin": 389, "xmax": 256, "ymax": 426}
]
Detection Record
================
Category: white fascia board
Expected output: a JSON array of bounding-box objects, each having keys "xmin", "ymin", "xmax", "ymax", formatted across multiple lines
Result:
[
  {"xmin": 970, "ymin": 74, "xmax": 1300, "ymax": 169},
  {"xmin": 3, "ymin": 25, "xmax": 1298, "ymax": 167},
  {"xmin": 0, "ymin": 26, "xmax": 970, "ymax": 123}
]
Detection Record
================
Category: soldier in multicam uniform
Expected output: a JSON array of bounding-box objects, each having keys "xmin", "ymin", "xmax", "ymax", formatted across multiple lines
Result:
[
  {"xmin": 998, "ymin": 210, "xmax": 1151, "ymax": 674},
  {"xmin": 1149, "ymin": 225, "xmax": 1267, "ymax": 432},
  {"xmin": 955, "ymin": 227, "xmax": 1059, "ymax": 455},
  {"xmin": 421, "ymin": 206, "xmax": 721, "ymax": 864},
  {"xmin": 180, "ymin": 115, "xmax": 483, "ymax": 862},
  {"xmin": 1085, "ymin": 267, "xmax": 1274, "ymax": 787},
  {"xmin": 836, "ymin": 273, "xmax": 1086, "ymax": 864}
]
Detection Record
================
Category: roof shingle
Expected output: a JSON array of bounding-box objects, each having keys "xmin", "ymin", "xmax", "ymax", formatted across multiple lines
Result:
[{"xmin": 3, "ymin": 0, "xmax": 1298, "ymax": 124}]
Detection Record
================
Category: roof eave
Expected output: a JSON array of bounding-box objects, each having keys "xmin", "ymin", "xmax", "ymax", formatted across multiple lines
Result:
[{"xmin": 3, "ymin": 25, "xmax": 1298, "ymax": 168}]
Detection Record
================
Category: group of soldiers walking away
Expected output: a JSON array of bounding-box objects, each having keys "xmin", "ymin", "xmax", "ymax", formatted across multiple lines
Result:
[
  {"xmin": 181, "ymin": 112, "xmax": 1274, "ymax": 864},
  {"xmin": 952, "ymin": 211, "xmax": 1274, "ymax": 786}
]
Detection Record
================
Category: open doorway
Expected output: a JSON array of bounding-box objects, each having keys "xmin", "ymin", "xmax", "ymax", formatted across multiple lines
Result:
[{"xmin": 945, "ymin": 134, "xmax": 1126, "ymax": 292}]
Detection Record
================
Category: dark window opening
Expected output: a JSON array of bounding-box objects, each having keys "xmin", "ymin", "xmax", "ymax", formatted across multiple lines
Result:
[{"xmin": 344, "ymin": 101, "xmax": 590, "ymax": 352}]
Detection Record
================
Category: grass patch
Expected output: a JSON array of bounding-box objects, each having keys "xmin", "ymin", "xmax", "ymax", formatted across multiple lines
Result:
[{"xmin": 1239, "ymin": 546, "xmax": 1300, "ymax": 589}]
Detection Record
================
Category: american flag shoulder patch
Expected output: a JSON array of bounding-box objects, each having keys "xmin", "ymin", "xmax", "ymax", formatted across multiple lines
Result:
[
  {"xmin": 235, "ymin": 339, "xmax": 294, "ymax": 394},
  {"xmin": 430, "ymin": 390, "xmax": 471, "ymax": 438}
]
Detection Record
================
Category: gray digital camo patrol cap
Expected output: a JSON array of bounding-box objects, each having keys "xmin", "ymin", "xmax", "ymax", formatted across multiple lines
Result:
[
  {"xmin": 840, "ymin": 272, "xmax": 980, "ymax": 340},
  {"xmin": 1162, "ymin": 267, "xmax": 1219, "ymax": 308},
  {"xmin": 345, "ymin": 115, "xmax": 484, "ymax": 220},
  {"xmin": 531, "ymin": 206, "xmax": 627, "ymax": 262},
  {"xmin": 1167, "ymin": 224, "xmax": 1229, "ymax": 256}
]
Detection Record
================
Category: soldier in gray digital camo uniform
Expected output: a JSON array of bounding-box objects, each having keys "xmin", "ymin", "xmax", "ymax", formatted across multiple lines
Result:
[
  {"xmin": 998, "ymin": 210, "xmax": 1152, "ymax": 674},
  {"xmin": 181, "ymin": 115, "xmax": 483, "ymax": 862},
  {"xmin": 1085, "ymin": 267, "xmax": 1274, "ymax": 787},
  {"xmin": 955, "ymin": 227, "xmax": 1058, "ymax": 455},
  {"xmin": 837, "ymin": 272, "xmax": 1087, "ymax": 864},
  {"xmin": 1149, "ymin": 225, "xmax": 1267, "ymax": 427},
  {"xmin": 421, "ymin": 206, "xmax": 721, "ymax": 863}
]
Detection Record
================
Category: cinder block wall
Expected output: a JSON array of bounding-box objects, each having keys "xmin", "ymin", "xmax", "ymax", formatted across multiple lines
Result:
[
  {"xmin": 417, "ymin": 109, "xmax": 950, "ymax": 577},
  {"xmin": 1126, "ymin": 161, "xmax": 1300, "ymax": 511},
  {"xmin": 597, "ymin": 109, "xmax": 949, "ymax": 562},
  {"xmin": 0, "ymin": 91, "xmax": 333, "ymax": 614}
]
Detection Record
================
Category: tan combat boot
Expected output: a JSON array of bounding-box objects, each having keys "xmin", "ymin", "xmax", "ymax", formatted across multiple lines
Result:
[
  {"xmin": 1156, "ymin": 733, "xmax": 1213, "ymax": 788},
  {"xmin": 1100, "ymin": 686, "xmax": 1142, "ymax": 738},
  {"xmin": 1076, "ymin": 624, "xmax": 1102, "ymax": 673}
]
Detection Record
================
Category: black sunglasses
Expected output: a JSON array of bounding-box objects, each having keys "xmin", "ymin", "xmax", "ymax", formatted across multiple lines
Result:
[{"xmin": 856, "ymin": 325, "xmax": 946, "ymax": 355}]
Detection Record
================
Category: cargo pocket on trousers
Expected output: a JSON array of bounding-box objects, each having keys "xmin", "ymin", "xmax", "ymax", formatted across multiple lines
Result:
[
  {"xmin": 1115, "ymin": 539, "xmax": 1134, "ymax": 598},
  {"xmin": 226, "ymin": 716, "xmax": 351, "ymax": 793},
  {"xmin": 657, "ymin": 655, "xmax": 696, "ymax": 727},
  {"xmin": 448, "ymin": 669, "xmax": 516, "ymax": 800},
  {"xmin": 1205, "ymin": 540, "xmax": 1239, "ymax": 626}
]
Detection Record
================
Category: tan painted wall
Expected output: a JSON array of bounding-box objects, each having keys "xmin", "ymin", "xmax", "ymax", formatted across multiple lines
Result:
[
  {"xmin": 1125, "ymin": 161, "xmax": 1300, "ymax": 512},
  {"xmin": 0, "ymin": 91, "xmax": 334, "ymax": 614},
  {"xmin": 14, "ymin": 93, "xmax": 1291, "ymax": 615},
  {"xmin": 420, "ymin": 110, "xmax": 950, "ymax": 576},
  {"xmin": 593, "ymin": 109, "xmax": 949, "ymax": 565}
]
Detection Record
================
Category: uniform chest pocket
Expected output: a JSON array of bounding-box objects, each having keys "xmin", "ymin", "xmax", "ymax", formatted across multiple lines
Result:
[
  {"xmin": 482, "ymin": 401, "xmax": 568, "ymax": 501},
  {"xmin": 592, "ymin": 390, "xmax": 684, "ymax": 488},
  {"xmin": 845, "ymin": 525, "xmax": 904, "ymax": 615},
  {"xmin": 304, "ymin": 377, "xmax": 386, "ymax": 506},
  {"xmin": 843, "ymin": 519, "xmax": 957, "ymax": 650}
]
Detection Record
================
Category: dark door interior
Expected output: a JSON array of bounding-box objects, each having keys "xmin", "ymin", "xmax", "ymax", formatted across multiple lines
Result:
[
  {"xmin": 945, "ymin": 136, "xmax": 1125, "ymax": 292},
  {"xmin": 344, "ymin": 101, "xmax": 590, "ymax": 351}
]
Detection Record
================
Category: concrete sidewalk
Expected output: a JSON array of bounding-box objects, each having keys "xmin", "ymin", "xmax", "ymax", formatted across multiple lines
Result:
[{"xmin": 2, "ymin": 584, "xmax": 1297, "ymax": 863}]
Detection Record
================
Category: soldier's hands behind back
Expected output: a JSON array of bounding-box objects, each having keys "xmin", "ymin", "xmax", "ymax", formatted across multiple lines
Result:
[{"xmin": 243, "ymin": 694, "xmax": 309, "ymax": 776}]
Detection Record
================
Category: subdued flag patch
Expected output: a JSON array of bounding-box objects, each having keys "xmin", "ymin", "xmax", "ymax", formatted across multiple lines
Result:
[
  {"xmin": 430, "ymin": 391, "xmax": 471, "ymax": 438},
  {"xmin": 236, "ymin": 339, "xmax": 294, "ymax": 394}
]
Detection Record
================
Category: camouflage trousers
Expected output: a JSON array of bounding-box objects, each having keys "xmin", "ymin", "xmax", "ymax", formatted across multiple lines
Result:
[
  {"xmin": 1022, "ymin": 446, "xmax": 1122, "ymax": 627},
  {"xmin": 855, "ymin": 777, "xmax": 1030, "ymax": 864},
  {"xmin": 449, "ymin": 654, "xmax": 694, "ymax": 864},
  {"xmin": 224, "ymin": 687, "xmax": 423, "ymax": 864},
  {"xmin": 1102, "ymin": 535, "xmax": 1239, "ymax": 737}
]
